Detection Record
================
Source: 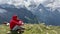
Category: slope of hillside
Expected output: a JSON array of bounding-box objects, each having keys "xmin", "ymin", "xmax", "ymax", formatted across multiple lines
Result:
[{"xmin": 0, "ymin": 23, "xmax": 60, "ymax": 34}]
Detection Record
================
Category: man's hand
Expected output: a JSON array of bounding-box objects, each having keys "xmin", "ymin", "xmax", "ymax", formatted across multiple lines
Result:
[{"xmin": 19, "ymin": 21, "xmax": 24, "ymax": 25}]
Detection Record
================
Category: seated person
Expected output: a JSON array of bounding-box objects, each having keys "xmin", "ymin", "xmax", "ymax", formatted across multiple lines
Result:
[{"xmin": 10, "ymin": 15, "xmax": 24, "ymax": 31}]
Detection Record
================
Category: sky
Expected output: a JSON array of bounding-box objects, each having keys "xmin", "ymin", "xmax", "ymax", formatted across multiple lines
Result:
[
  {"xmin": 0, "ymin": 0, "xmax": 60, "ymax": 7},
  {"xmin": 0, "ymin": 0, "xmax": 46, "ymax": 7},
  {"xmin": 45, "ymin": 0, "xmax": 60, "ymax": 9},
  {"xmin": 0, "ymin": 0, "xmax": 60, "ymax": 13}
]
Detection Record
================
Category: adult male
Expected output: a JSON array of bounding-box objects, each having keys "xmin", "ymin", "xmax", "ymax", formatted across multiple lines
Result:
[{"xmin": 10, "ymin": 15, "xmax": 24, "ymax": 31}]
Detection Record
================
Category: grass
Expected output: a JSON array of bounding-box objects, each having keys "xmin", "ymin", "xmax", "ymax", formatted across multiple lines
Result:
[{"xmin": 0, "ymin": 23, "xmax": 60, "ymax": 34}]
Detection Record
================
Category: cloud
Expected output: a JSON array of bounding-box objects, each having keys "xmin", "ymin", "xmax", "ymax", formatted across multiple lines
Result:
[
  {"xmin": 0, "ymin": 9, "xmax": 7, "ymax": 13},
  {"xmin": 1, "ymin": 0, "xmax": 60, "ymax": 11},
  {"xmin": 0, "ymin": 0, "xmax": 60, "ymax": 9},
  {"xmin": 7, "ymin": 0, "xmax": 24, "ymax": 6},
  {"xmin": 0, "ymin": 0, "xmax": 7, "ymax": 4},
  {"xmin": 44, "ymin": 0, "xmax": 60, "ymax": 9},
  {"xmin": 0, "ymin": 0, "xmax": 46, "ymax": 7}
]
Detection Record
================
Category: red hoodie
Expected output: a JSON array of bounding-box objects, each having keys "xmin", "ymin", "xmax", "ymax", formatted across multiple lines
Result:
[{"xmin": 10, "ymin": 15, "xmax": 24, "ymax": 30}]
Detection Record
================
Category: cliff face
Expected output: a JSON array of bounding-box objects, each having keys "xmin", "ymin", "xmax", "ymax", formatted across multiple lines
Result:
[{"xmin": 0, "ymin": 4, "xmax": 38, "ymax": 23}]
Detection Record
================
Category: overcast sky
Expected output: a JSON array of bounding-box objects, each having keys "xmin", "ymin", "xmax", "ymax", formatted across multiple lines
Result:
[
  {"xmin": 0, "ymin": 0, "xmax": 47, "ymax": 10},
  {"xmin": 0, "ymin": 0, "xmax": 46, "ymax": 6},
  {"xmin": 0, "ymin": 0, "xmax": 60, "ymax": 11}
]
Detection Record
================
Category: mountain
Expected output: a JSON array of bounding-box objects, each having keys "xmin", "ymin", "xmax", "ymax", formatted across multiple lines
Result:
[
  {"xmin": 0, "ymin": 2, "xmax": 60, "ymax": 25},
  {"xmin": 0, "ymin": 4, "xmax": 38, "ymax": 23},
  {"xmin": 29, "ymin": 4, "xmax": 60, "ymax": 25}
]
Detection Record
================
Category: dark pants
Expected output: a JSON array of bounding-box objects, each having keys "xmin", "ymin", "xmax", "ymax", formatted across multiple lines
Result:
[
  {"xmin": 11, "ymin": 30, "xmax": 18, "ymax": 34},
  {"xmin": 10, "ymin": 27, "xmax": 25, "ymax": 34}
]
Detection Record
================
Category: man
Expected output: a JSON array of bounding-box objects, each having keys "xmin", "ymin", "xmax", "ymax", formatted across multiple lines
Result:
[{"xmin": 10, "ymin": 15, "xmax": 24, "ymax": 31}]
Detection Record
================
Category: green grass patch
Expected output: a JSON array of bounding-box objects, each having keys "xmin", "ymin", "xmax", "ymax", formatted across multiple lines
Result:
[{"xmin": 0, "ymin": 23, "xmax": 60, "ymax": 34}]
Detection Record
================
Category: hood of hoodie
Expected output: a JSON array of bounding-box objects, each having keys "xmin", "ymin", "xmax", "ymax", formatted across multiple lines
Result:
[{"xmin": 12, "ymin": 15, "xmax": 18, "ymax": 21}]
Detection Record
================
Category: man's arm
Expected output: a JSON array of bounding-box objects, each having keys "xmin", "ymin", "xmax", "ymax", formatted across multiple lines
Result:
[
  {"xmin": 12, "ymin": 20, "xmax": 20, "ymax": 25},
  {"xmin": 19, "ymin": 20, "xmax": 24, "ymax": 26}
]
